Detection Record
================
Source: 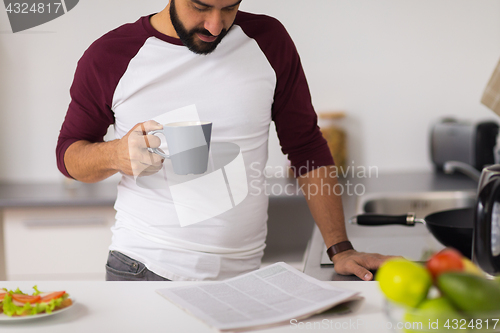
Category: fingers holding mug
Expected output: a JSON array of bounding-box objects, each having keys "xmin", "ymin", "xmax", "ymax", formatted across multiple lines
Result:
[
  {"xmin": 139, "ymin": 121, "xmax": 162, "ymax": 146},
  {"xmin": 125, "ymin": 121, "xmax": 164, "ymax": 177}
]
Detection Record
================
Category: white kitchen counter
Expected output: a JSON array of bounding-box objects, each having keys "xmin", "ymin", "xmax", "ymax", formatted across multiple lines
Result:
[{"xmin": 0, "ymin": 280, "xmax": 397, "ymax": 333}]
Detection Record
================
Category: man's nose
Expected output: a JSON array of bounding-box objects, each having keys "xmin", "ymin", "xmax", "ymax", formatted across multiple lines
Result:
[{"xmin": 204, "ymin": 10, "xmax": 224, "ymax": 37}]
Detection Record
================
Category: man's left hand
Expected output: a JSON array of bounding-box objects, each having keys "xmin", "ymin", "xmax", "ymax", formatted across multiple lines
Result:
[{"xmin": 331, "ymin": 250, "xmax": 397, "ymax": 281}]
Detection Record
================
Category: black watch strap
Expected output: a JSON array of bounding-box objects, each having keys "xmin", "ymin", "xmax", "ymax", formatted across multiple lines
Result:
[{"xmin": 327, "ymin": 241, "xmax": 354, "ymax": 260}]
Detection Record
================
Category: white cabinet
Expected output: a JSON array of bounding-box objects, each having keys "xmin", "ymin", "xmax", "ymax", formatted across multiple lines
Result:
[{"xmin": 3, "ymin": 206, "xmax": 115, "ymax": 281}]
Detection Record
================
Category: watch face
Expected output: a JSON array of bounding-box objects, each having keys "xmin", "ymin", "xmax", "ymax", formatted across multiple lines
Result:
[{"xmin": 492, "ymin": 202, "xmax": 500, "ymax": 257}]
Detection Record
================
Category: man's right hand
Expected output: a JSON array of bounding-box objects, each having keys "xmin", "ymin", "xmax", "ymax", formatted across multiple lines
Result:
[
  {"xmin": 114, "ymin": 120, "xmax": 164, "ymax": 177},
  {"xmin": 64, "ymin": 120, "xmax": 164, "ymax": 183}
]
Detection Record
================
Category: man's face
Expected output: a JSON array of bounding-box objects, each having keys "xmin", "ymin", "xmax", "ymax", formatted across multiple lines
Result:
[{"xmin": 170, "ymin": 0, "xmax": 241, "ymax": 55}]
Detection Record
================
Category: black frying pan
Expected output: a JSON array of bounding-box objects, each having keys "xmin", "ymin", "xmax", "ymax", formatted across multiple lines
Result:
[{"xmin": 350, "ymin": 208, "xmax": 474, "ymax": 258}]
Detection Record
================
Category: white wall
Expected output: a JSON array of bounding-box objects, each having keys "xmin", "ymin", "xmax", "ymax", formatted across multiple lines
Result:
[{"xmin": 0, "ymin": 0, "xmax": 499, "ymax": 183}]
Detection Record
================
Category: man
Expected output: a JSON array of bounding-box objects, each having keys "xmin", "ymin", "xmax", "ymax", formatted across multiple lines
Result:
[{"xmin": 57, "ymin": 0, "xmax": 390, "ymax": 281}]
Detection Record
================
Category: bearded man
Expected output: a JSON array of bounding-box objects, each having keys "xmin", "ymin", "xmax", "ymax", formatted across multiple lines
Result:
[{"xmin": 57, "ymin": 0, "xmax": 390, "ymax": 282}]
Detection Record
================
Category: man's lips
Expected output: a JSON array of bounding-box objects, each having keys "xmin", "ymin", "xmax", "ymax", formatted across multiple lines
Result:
[{"xmin": 197, "ymin": 33, "xmax": 217, "ymax": 43}]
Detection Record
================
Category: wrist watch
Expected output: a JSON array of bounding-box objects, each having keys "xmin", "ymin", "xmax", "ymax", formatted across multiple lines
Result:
[{"xmin": 326, "ymin": 240, "xmax": 354, "ymax": 261}]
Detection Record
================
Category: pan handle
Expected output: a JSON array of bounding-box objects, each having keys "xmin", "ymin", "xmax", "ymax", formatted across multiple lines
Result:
[{"xmin": 350, "ymin": 213, "xmax": 416, "ymax": 226}]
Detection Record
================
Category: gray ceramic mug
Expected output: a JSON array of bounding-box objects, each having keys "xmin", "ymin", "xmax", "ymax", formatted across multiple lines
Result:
[{"xmin": 148, "ymin": 121, "xmax": 212, "ymax": 175}]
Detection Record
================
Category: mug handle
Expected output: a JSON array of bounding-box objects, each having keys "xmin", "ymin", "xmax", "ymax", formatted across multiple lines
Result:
[{"xmin": 147, "ymin": 130, "xmax": 170, "ymax": 159}]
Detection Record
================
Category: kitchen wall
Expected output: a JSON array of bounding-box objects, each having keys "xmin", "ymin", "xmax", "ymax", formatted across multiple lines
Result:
[{"xmin": 0, "ymin": 0, "xmax": 499, "ymax": 183}]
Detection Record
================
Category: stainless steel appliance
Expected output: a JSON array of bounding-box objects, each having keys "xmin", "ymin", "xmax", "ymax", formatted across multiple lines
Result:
[{"xmin": 430, "ymin": 118, "xmax": 498, "ymax": 171}]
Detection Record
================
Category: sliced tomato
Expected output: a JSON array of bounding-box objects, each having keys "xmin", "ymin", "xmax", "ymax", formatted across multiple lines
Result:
[
  {"xmin": 11, "ymin": 293, "xmax": 41, "ymax": 304},
  {"xmin": 0, "ymin": 292, "xmax": 6, "ymax": 301},
  {"xmin": 39, "ymin": 291, "xmax": 66, "ymax": 303}
]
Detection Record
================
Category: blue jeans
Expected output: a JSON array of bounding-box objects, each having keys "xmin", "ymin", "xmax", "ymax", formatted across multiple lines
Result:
[{"xmin": 105, "ymin": 251, "xmax": 170, "ymax": 281}]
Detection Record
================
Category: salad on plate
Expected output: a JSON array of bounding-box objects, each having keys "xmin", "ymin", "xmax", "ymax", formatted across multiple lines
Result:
[{"xmin": 0, "ymin": 285, "xmax": 72, "ymax": 317}]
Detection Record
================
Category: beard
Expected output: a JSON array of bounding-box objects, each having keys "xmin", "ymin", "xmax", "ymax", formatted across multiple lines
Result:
[{"xmin": 170, "ymin": 0, "xmax": 229, "ymax": 55}]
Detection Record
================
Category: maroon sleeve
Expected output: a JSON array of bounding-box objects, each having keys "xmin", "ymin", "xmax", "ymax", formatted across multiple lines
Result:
[
  {"xmin": 56, "ymin": 17, "xmax": 152, "ymax": 178},
  {"xmin": 235, "ymin": 12, "xmax": 334, "ymax": 177}
]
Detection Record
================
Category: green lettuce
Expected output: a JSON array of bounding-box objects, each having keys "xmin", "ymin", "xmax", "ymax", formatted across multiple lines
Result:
[{"xmin": 32, "ymin": 285, "xmax": 42, "ymax": 296}]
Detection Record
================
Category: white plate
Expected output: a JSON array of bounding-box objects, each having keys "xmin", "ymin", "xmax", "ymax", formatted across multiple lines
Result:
[{"xmin": 0, "ymin": 298, "xmax": 75, "ymax": 321}]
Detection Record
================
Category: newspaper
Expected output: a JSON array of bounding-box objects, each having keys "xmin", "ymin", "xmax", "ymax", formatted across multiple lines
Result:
[{"xmin": 156, "ymin": 262, "xmax": 361, "ymax": 332}]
